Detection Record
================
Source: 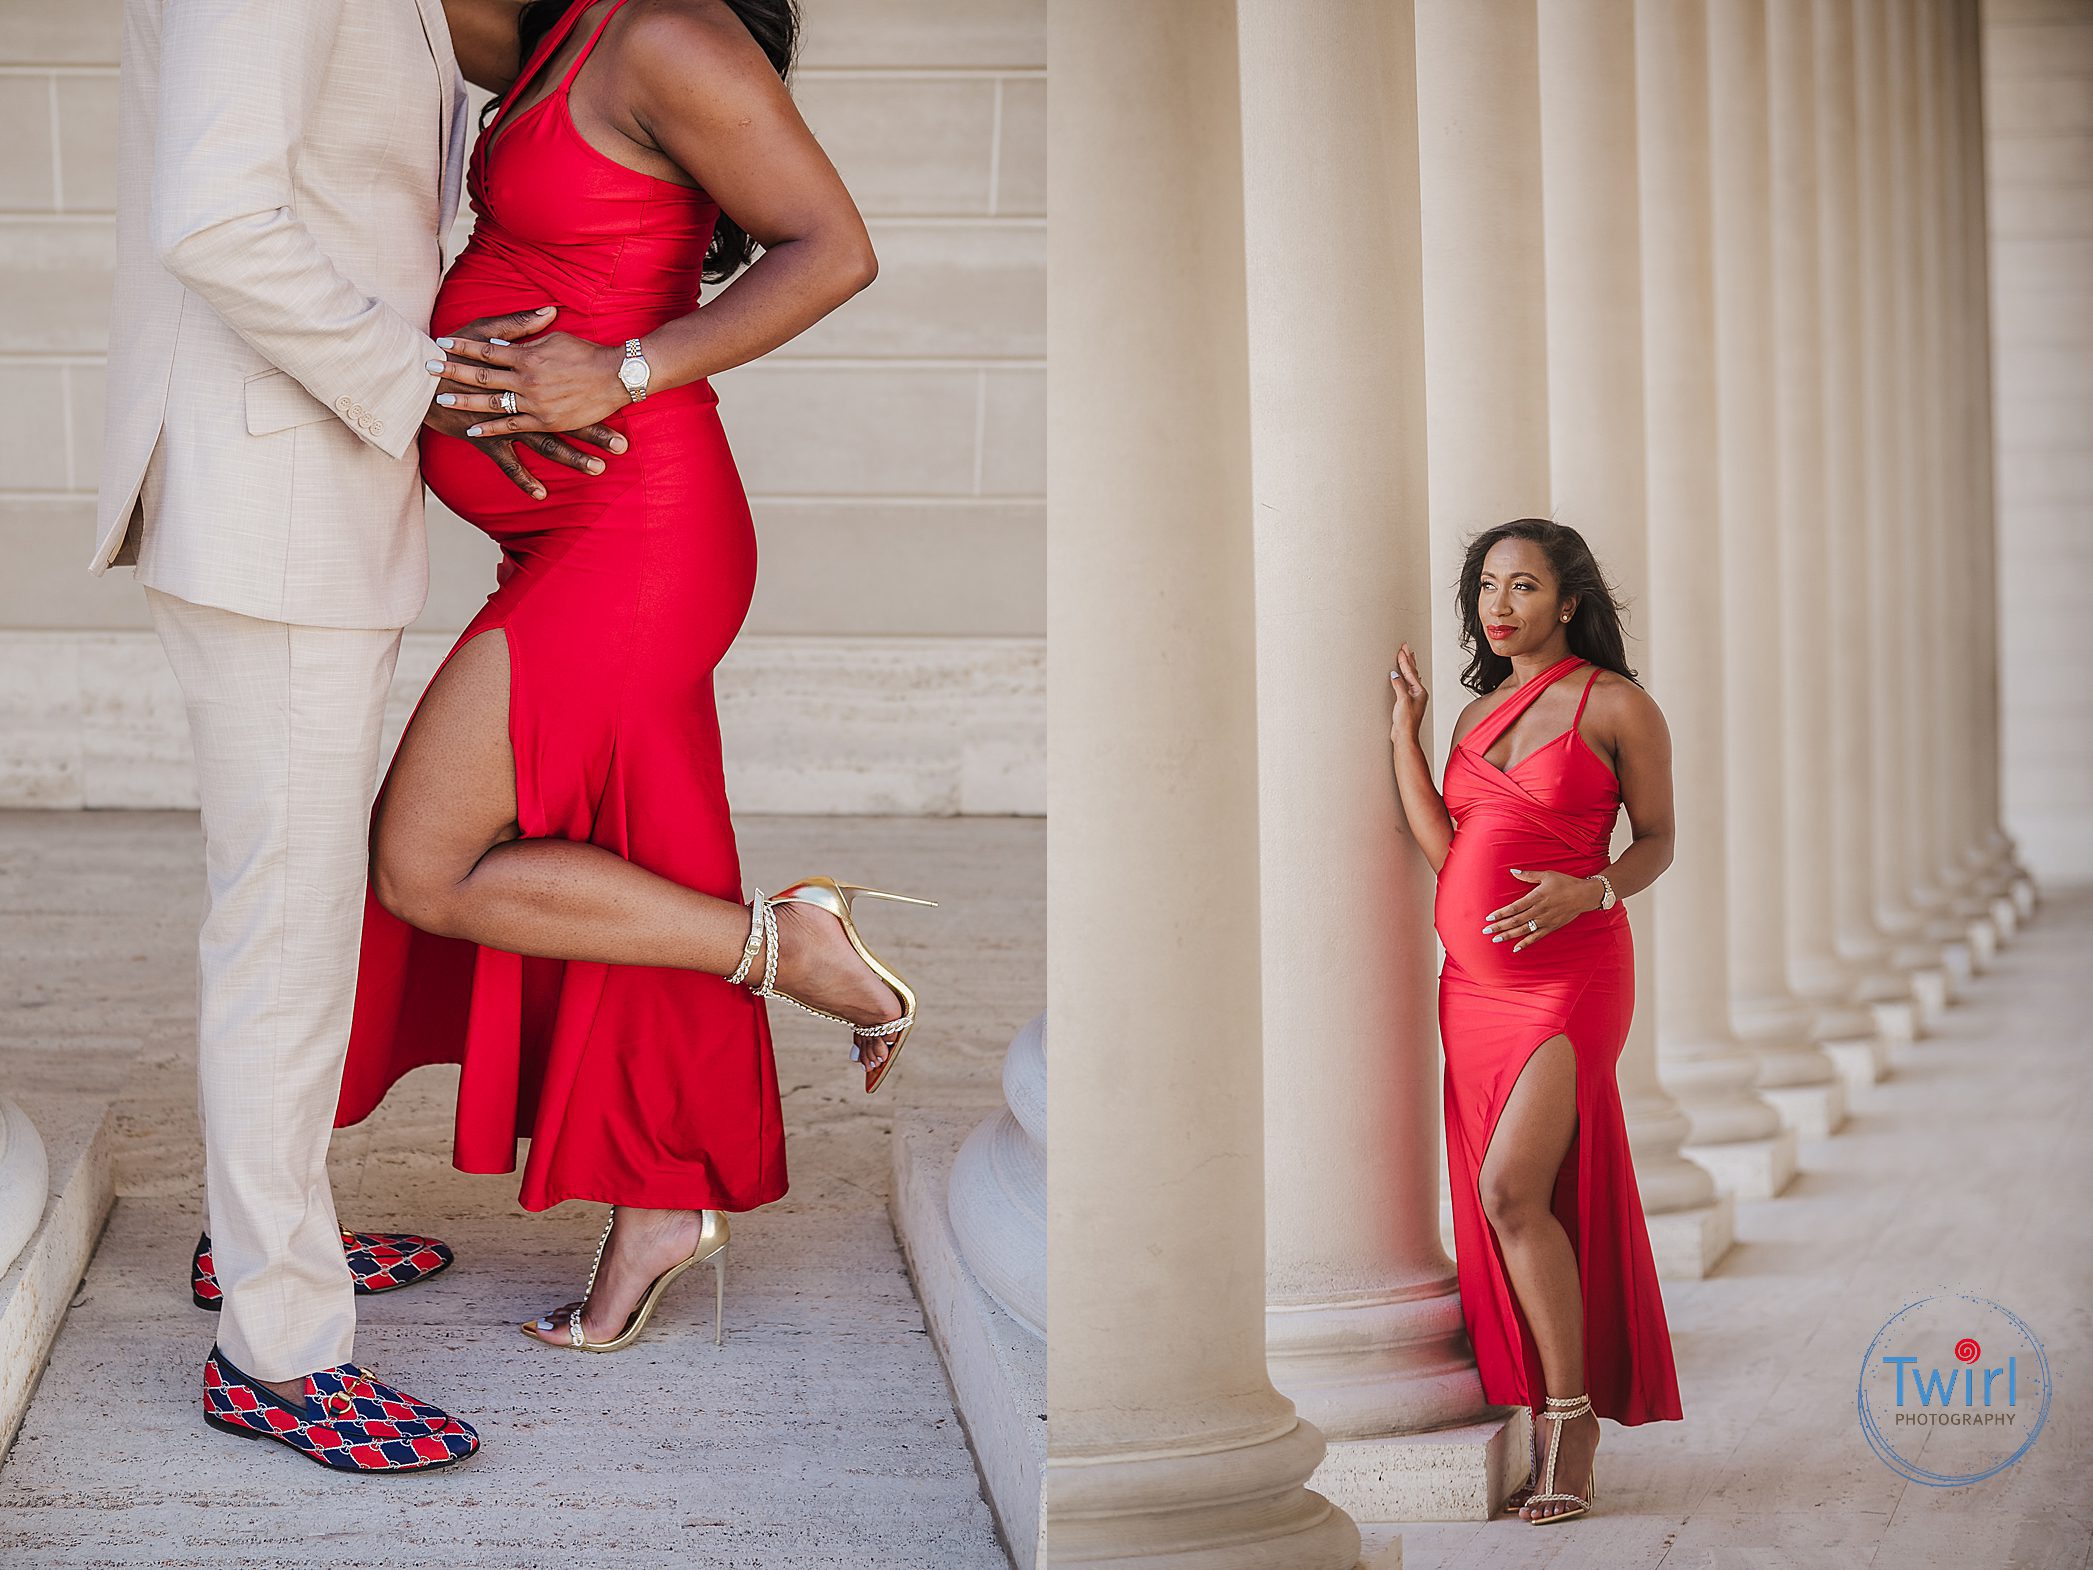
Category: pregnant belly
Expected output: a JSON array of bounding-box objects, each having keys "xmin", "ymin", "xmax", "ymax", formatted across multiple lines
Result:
[{"xmin": 1434, "ymin": 827, "xmax": 1622, "ymax": 982}]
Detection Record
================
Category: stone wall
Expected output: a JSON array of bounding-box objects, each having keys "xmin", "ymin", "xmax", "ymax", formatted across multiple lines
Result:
[
  {"xmin": 1986, "ymin": 0, "xmax": 2093, "ymax": 878},
  {"xmin": 0, "ymin": 0, "xmax": 1044, "ymax": 814}
]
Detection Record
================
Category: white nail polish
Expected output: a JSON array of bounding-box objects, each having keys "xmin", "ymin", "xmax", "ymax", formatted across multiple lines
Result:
[
  {"xmin": 489, "ymin": 338, "xmax": 510, "ymax": 346},
  {"xmin": 436, "ymin": 393, "xmax": 456, "ymax": 407},
  {"xmin": 436, "ymin": 337, "xmax": 454, "ymax": 350},
  {"xmin": 466, "ymin": 425, "xmax": 484, "ymax": 437},
  {"xmin": 425, "ymin": 360, "xmax": 445, "ymax": 373}
]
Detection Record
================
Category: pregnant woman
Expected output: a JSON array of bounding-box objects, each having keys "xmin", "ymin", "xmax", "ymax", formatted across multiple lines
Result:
[
  {"xmin": 1389, "ymin": 519, "xmax": 1683, "ymax": 1525},
  {"xmin": 338, "ymin": 0, "xmax": 926, "ymax": 1354}
]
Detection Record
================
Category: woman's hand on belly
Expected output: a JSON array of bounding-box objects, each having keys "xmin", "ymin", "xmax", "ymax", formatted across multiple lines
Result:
[
  {"xmin": 436, "ymin": 329, "xmax": 630, "ymax": 440},
  {"xmin": 1480, "ymin": 868, "xmax": 1606, "ymax": 953}
]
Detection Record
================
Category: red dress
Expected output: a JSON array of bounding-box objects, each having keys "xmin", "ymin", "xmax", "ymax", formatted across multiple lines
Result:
[
  {"xmin": 336, "ymin": 0, "xmax": 787, "ymax": 1214},
  {"xmin": 1435, "ymin": 654, "xmax": 1681, "ymax": 1424}
]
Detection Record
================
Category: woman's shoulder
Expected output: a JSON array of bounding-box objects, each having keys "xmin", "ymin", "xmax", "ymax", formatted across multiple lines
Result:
[{"xmin": 1581, "ymin": 664, "xmax": 1665, "ymax": 737}]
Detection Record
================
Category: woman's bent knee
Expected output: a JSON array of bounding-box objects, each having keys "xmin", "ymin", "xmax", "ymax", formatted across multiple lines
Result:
[{"xmin": 1481, "ymin": 1177, "xmax": 1548, "ymax": 1239}]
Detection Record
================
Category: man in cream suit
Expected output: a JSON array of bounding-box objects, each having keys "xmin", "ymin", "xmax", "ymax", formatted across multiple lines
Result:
[{"xmin": 90, "ymin": 0, "xmax": 568, "ymax": 1470}]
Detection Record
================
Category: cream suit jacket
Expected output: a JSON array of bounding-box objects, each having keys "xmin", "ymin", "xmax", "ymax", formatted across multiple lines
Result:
[{"xmin": 91, "ymin": 0, "xmax": 471, "ymax": 630}]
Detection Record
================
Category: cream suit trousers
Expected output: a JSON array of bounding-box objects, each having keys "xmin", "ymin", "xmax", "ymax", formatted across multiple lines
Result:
[{"xmin": 147, "ymin": 586, "xmax": 402, "ymax": 1380}]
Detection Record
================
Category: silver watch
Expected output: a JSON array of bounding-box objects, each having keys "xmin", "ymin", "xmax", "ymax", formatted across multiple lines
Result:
[
  {"xmin": 1590, "ymin": 872, "xmax": 1617, "ymax": 911},
  {"xmin": 617, "ymin": 337, "xmax": 651, "ymax": 403}
]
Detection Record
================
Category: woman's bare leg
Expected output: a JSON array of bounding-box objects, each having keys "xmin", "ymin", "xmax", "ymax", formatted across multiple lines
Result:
[
  {"xmin": 1478, "ymin": 1034, "xmax": 1599, "ymax": 1521},
  {"xmin": 371, "ymin": 631, "xmax": 904, "ymax": 1342},
  {"xmin": 371, "ymin": 631, "xmax": 905, "ymax": 1065}
]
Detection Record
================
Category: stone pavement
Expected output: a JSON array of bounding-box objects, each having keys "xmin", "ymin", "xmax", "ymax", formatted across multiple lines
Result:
[{"xmin": 0, "ymin": 810, "xmax": 1041, "ymax": 1570}]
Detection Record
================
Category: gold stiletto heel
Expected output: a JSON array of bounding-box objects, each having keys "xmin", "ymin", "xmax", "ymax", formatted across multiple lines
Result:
[
  {"xmin": 1527, "ymin": 1392, "xmax": 1597, "ymax": 1525},
  {"xmin": 726, "ymin": 876, "xmax": 934, "ymax": 1094},
  {"xmin": 522, "ymin": 1207, "xmax": 731, "ymax": 1352}
]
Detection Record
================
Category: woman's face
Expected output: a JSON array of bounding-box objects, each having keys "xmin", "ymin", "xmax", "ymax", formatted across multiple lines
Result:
[{"xmin": 1476, "ymin": 538, "xmax": 1571, "ymax": 657}]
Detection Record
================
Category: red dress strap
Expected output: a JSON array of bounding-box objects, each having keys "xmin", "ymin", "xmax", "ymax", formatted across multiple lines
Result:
[
  {"xmin": 490, "ymin": 0, "xmax": 595, "ymax": 129},
  {"xmin": 1464, "ymin": 654, "xmax": 1587, "ymax": 755},
  {"xmin": 558, "ymin": 0, "xmax": 636, "ymax": 94},
  {"xmin": 1572, "ymin": 664, "xmax": 1602, "ymax": 727}
]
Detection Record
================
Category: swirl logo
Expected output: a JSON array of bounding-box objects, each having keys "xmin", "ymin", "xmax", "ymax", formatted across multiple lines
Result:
[{"xmin": 1858, "ymin": 1295, "xmax": 2050, "ymax": 1487}]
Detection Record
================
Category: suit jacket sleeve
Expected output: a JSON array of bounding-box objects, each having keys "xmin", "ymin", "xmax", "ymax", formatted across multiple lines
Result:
[{"xmin": 150, "ymin": 0, "xmax": 440, "ymax": 460}]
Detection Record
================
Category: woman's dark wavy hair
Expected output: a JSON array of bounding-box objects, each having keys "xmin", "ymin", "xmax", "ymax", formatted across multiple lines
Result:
[
  {"xmin": 489, "ymin": 0, "xmax": 801, "ymax": 282},
  {"xmin": 1453, "ymin": 518, "xmax": 1640, "ymax": 696}
]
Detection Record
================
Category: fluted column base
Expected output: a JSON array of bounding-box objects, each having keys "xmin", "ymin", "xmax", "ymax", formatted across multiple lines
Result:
[
  {"xmin": 1682, "ymin": 1128, "xmax": 1800, "ymax": 1201},
  {"xmin": 0, "ymin": 1099, "xmax": 46, "ymax": 1279},
  {"xmin": 1730, "ymin": 993, "xmax": 1846, "ymax": 1137},
  {"xmin": 1046, "ymin": 1419, "xmax": 1362, "ymax": 1570},
  {"xmin": 1265, "ymin": 1287, "xmax": 1523, "ymax": 1522}
]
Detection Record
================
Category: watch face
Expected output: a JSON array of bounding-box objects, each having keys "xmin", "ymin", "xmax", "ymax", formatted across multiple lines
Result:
[{"xmin": 619, "ymin": 358, "xmax": 646, "ymax": 390}]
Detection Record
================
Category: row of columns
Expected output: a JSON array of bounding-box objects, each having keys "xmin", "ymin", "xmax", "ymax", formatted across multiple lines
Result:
[{"xmin": 1046, "ymin": 1, "xmax": 2035, "ymax": 1565}]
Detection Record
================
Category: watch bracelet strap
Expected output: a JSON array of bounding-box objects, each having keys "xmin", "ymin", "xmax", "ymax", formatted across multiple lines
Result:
[{"xmin": 622, "ymin": 337, "xmax": 648, "ymax": 402}]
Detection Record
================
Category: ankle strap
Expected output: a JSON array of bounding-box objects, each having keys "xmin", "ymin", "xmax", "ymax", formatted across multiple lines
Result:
[
  {"xmin": 1542, "ymin": 1393, "xmax": 1592, "ymax": 1418},
  {"xmin": 725, "ymin": 892, "xmax": 781, "ymax": 998}
]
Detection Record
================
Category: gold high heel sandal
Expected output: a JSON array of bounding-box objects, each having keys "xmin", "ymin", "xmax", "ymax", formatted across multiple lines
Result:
[
  {"xmin": 726, "ymin": 877, "xmax": 934, "ymax": 1095},
  {"xmin": 1527, "ymin": 1392, "xmax": 1598, "ymax": 1525},
  {"xmin": 522, "ymin": 1207, "xmax": 730, "ymax": 1352}
]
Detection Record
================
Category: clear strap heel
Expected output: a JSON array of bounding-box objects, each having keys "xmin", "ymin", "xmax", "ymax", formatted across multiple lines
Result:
[
  {"xmin": 1528, "ymin": 1392, "xmax": 1597, "ymax": 1525},
  {"xmin": 726, "ymin": 877, "xmax": 933, "ymax": 1094},
  {"xmin": 523, "ymin": 1206, "xmax": 731, "ymax": 1352}
]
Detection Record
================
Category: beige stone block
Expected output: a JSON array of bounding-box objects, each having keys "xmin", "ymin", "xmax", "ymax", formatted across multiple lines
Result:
[
  {"xmin": 1998, "ymin": 453, "xmax": 2093, "ymax": 505},
  {"xmin": 715, "ymin": 364, "xmax": 980, "ymax": 494},
  {"xmin": 0, "ymin": 76, "xmax": 56, "ymax": 210},
  {"xmin": 0, "ymin": 632, "xmax": 83, "ymax": 807},
  {"xmin": 0, "ymin": 218, "xmax": 116, "ymax": 352},
  {"xmin": 1994, "ymin": 393, "xmax": 2093, "ymax": 448},
  {"xmin": 1994, "ymin": 342, "xmax": 2093, "ymax": 400},
  {"xmin": 978, "ymin": 366, "xmax": 1044, "ymax": 497},
  {"xmin": 0, "ymin": 2, "xmax": 121, "ymax": 65},
  {"xmin": 66, "ymin": 362, "xmax": 104, "ymax": 489},
  {"xmin": 996, "ymin": 76, "xmax": 1045, "ymax": 216},
  {"xmin": 745, "ymin": 498, "xmax": 1043, "ymax": 637},
  {"xmin": 797, "ymin": 76, "xmax": 997, "ymax": 216},
  {"xmin": 53, "ymin": 74, "xmax": 119, "ymax": 212},
  {"xmin": 797, "ymin": 0, "xmax": 1044, "ymax": 70},
  {"xmin": 788, "ymin": 221, "xmax": 1043, "ymax": 360},
  {"xmin": 77, "ymin": 633, "xmax": 193, "ymax": 808},
  {"xmin": 1988, "ymin": 73, "xmax": 2093, "ymax": 134},
  {"xmin": 1986, "ymin": 20, "xmax": 2093, "ymax": 79},
  {"xmin": 0, "ymin": 498, "xmax": 144, "ymax": 628},
  {"xmin": 1987, "ymin": 132, "xmax": 2093, "ymax": 187},
  {"xmin": 1988, "ymin": 181, "xmax": 2093, "ymax": 239},
  {"xmin": 0, "ymin": 364, "xmax": 72, "ymax": 490}
]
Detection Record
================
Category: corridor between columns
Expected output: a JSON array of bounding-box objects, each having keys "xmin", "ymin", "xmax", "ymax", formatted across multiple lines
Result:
[{"xmin": 1047, "ymin": 0, "xmax": 2064, "ymax": 1565}]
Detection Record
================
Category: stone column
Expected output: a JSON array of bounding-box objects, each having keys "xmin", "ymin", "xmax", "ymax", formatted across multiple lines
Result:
[
  {"xmin": 1855, "ymin": 0, "xmax": 1955, "ymax": 1021},
  {"xmin": 1927, "ymin": 0, "xmax": 2017, "ymax": 943},
  {"xmin": 1635, "ymin": 0, "xmax": 1797, "ymax": 1201},
  {"xmin": 1765, "ymin": 0, "xmax": 1888, "ymax": 1073},
  {"xmin": 1910, "ymin": 0, "xmax": 2003, "ymax": 967},
  {"xmin": 1812, "ymin": 0, "xmax": 1920, "ymax": 1077},
  {"xmin": 1237, "ymin": 0, "xmax": 1524, "ymax": 1525},
  {"xmin": 1044, "ymin": 5, "xmax": 1359, "ymax": 1565},
  {"xmin": 1536, "ymin": 0, "xmax": 1733, "ymax": 1276},
  {"xmin": 1707, "ymin": 0, "xmax": 1850, "ymax": 1141},
  {"xmin": 1415, "ymin": 0, "xmax": 1550, "ymax": 763},
  {"xmin": 1951, "ymin": 0, "xmax": 2036, "ymax": 920}
]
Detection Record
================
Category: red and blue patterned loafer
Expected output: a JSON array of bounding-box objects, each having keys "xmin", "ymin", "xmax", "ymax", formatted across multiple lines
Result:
[
  {"xmin": 202, "ymin": 1346, "xmax": 480, "ymax": 1472},
  {"xmin": 192, "ymin": 1229, "xmax": 454, "ymax": 1310}
]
